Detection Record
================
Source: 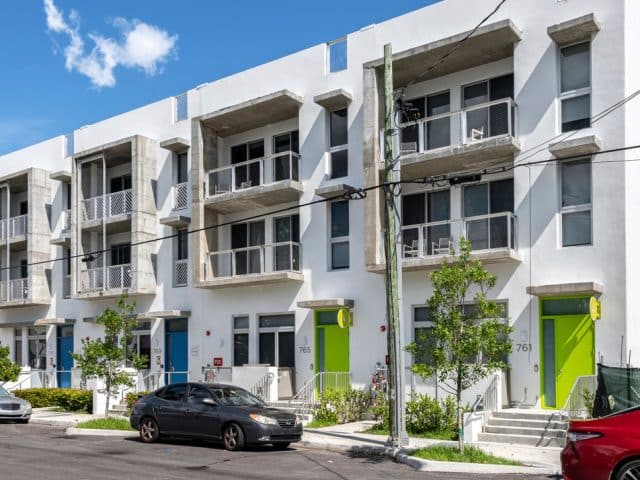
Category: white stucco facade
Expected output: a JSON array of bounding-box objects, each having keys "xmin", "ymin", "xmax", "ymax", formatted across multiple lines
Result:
[{"xmin": 0, "ymin": 0, "xmax": 636, "ymax": 409}]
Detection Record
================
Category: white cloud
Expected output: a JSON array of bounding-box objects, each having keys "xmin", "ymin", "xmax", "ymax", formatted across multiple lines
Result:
[{"xmin": 43, "ymin": 0, "xmax": 178, "ymax": 88}]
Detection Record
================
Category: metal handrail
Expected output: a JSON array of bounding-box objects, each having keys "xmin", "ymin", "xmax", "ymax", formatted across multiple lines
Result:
[
  {"xmin": 250, "ymin": 372, "xmax": 275, "ymax": 402},
  {"xmin": 0, "ymin": 278, "xmax": 29, "ymax": 302},
  {"xmin": 398, "ymin": 97, "xmax": 516, "ymax": 128},
  {"xmin": 206, "ymin": 241, "xmax": 301, "ymax": 279},
  {"xmin": 82, "ymin": 189, "xmax": 133, "ymax": 221},
  {"xmin": 79, "ymin": 264, "xmax": 132, "ymax": 292},
  {"xmin": 561, "ymin": 375, "xmax": 597, "ymax": 419},
  {"xmin": 0, "ymin": 214, "xmax": 28, "ymax": 241},
  {"xmin": 290, "ymin": 371, "xmax": 351, "ymax": 409},
  {"xmin": 473, "ymin": 372, "xmax": 501, "ymax": 424}
]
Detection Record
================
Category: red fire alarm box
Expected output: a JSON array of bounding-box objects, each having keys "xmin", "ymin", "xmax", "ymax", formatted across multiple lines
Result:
[{"xmin": 213, "ymin": 357, "xmax": 223, "ymax": 367}]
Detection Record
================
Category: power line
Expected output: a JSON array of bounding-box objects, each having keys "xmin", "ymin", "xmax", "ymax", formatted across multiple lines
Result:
[{"xmin": 5, "ymin": 142, "xmax": 640, "ymax": 274}]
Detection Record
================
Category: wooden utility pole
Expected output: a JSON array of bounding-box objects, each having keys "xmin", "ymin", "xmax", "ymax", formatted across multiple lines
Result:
[{"xmin": 383, "ymin": 43, "xmax": 408, "ymax": 449}]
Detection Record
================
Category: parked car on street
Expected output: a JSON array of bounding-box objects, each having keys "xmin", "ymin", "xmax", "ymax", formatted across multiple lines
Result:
[
  {"xmin": 130, "ymin": 382, "xmax": 302, "ymax": 451},
  {"xmin": 562, "ymin": 406, "xmax": 640, "ymax": 480},
  {"xmin": 0, "ymin": 386, "xmax": 31, "ymax": 423}
]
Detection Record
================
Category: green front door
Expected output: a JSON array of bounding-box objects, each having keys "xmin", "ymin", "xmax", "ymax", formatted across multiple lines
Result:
[
  {"xmin": 540, "ymin": 298, "xmax": 595, "ymax": 409},
  {"xmin": 315, "ymin": 310, "xmax": 350, "ymax": 390}
]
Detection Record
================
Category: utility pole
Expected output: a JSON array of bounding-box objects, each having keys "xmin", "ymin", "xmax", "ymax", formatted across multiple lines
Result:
[{"xmin": 383, "ymin": 43, "xmax": 409, "ymax": 449}]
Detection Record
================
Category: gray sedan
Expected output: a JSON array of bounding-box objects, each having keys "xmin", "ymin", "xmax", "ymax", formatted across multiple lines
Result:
[{"xmin": 0, "ymin": 386, "xmax": 31, "ymax": 423}]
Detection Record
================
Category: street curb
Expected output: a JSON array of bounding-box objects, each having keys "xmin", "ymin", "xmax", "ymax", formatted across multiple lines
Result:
[
  {"xmin": 30, "ymin": 418, "xmax": 78, "ymax": 428},
  {"xmin": 65, "ymin": 427, "xmax": 137, "ymax": 438}
]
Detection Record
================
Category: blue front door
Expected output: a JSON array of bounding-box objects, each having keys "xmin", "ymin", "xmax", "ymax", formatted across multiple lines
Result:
[
  {"xmin": 165, "ymin": 318, "xmax": 188, "ymax": 384},
  {"xmin": 56, "ymin": 326, "xmax": 74, "ymax": 388}
]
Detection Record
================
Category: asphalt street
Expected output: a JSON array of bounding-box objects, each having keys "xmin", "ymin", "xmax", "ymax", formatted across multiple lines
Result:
[{"xmin": 0, "ymin": 423, "xmax": 557, "ymax": 480}]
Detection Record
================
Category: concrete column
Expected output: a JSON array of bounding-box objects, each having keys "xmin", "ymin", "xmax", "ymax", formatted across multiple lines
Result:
[
  {"xmin": 27, "ymin": 168, "xmax": 52, "ymax": 305},
  {"xmin": 21, "ymin": 327, "xmax": 28, "ymax": 368}
]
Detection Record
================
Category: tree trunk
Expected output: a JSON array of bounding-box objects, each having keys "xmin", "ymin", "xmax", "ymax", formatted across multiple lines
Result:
[
  {"xmin": 105, "ymin": 377, "xmax": 110, "ymax": 417},
  {"xmin": 457, "ymin": 369, "xmax": 464, "ymax": 453}
]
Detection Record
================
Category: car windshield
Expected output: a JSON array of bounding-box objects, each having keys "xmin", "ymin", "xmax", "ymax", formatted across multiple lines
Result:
[
  {"xmin": 0, "ymin": 386, "xmax": 10, "ymax": 397},
  {"xmin": 209, "ymin": 386, "xmax": 265, "ymax": 407}
]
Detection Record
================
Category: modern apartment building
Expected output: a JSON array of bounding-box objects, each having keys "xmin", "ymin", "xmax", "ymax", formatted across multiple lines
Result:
[{"xmin": 0, "ymin": 0, "xmax": 637, "ymax": 413}]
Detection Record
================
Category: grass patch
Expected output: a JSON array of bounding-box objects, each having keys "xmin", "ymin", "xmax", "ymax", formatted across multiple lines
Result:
[
  {"xmin": 362, "ymin": 425, "xmax": 457, "ymax": 441},
  {"xmin": 412, "ymin": 445, "xmax": 522, "ymax": 465},
  {"xmin": 305, "ymin": 418, "xmax": 338, "ymax": 429},
  {"xmin": 76, "ymin": 417, "xmax": 134, "ymax": 431}
]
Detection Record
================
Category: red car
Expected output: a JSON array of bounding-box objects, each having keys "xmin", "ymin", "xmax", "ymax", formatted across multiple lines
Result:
[{"xmin": 562, "ymin": 406, "xmax": 640, "ymax": 480}]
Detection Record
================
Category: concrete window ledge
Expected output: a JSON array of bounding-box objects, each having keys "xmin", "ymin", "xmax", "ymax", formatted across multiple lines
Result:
[
  {"xmin": 527, "ymin": 282, "xmax": 603, "ymax": 297},
  {"xmin": 548, "ymin": 135, "xmax": 601, "ymax": 159},
  {"xmin": 547, "ymin": 13, "xmax": 600, "ymax": 45},
  {"xmin": 314, "ymin": 89, "xmax": 353, "ymax": 111}
]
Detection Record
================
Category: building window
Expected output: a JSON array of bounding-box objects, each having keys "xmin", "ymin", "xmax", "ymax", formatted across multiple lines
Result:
[
  {"xmin": 413, "ymin": 307, "xmax": 435, "ymax": 366},
  {"xmin": 327, "ymin": 37, "xmax": 347, "ymax": 73},
  {"xmin": 561, "ymin": 159, "xmax": 592, "ymax": 246},
  {"xmin": 176, "ymin": 152, "xmax": 188, "ymax": 184},
  {"xmin": 463, "ymin": 178, "xmax": 515, "ymax": 250},
  {"xmin": 273, "ymin": 214, "xmax": 300, "ymax": 271},
  {"xmin": 174, "ymin": 93, "xmax": 188, "ymax": 122},
  {"xmin": 111, "ymin": 243, "xmax": 131, "ymax": 265},
  {"xmin": 329, "ymin": 108, "xmax": 348, "ymax": 178},
  {"xmin": 231, "ymin": 221, "xmax": 265, "ymax": 275},
  {"xmin": 127, "ymin": 321, "xmax": 151, "ymax": 369},
  {"xmin": 233, "ymin": 316, "xmax": 249, "ymax": 367},
  {"xmin": 463, "ymin": 74, "xmax": 514, "ymax": 140},
  {"xmin": 28, "ymin": 327, "xmax": 46, "ymax": 370},
  {"xmin": 63, "ymin": 247, "xmax": 71, "ymax": 298},
  {"xmin": 19, "ymin": 201, "xmax": 28, "ymax": 215},
  {"xmin": 231, "ymin": 140, "xmax": 264, "ymax": 189},
  {"xmin": 401, "ymin": 189, "xmax": 451, "ymax": 256},
  {"xmin": 20, "ymin": 259, "xmax": 27, "ymax": 279},
  {"xmin": 560, "ymin": 42, "xmax": 591, "ymax": 132},
  {"xmin": 330, "ymin": 200, "xmax": 350, "ymax": 269},
  {"xmin": 258, "ymin": 314, "xmax": 295, "ymax": 368},
  {"xmin": 110, "ymin": 175, "xmax": 132, "ymax": 193},
  {"xmin": 14, "ymin": 329, "xmax": 22, "ymax": 365},
  {"xmin": 273, "ymin": 131, "xmax": 299, "ymax": 182}
]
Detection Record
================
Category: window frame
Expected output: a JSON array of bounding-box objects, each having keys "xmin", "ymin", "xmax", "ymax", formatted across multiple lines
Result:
[
  {"xmin": 329, "ymin": 199, "xmax": 350, "ymax": 270},
  {"xmin": 559, "ymin": 158, "xmax": 593, "ymax": 247},
  {"xmin": 125, "ymin": 322, "xmax": 151, "ymax": 369},
  {"xmin": 327, "ymin": 37, "xmax": 347, "ymax": 74},
  {"xmin": 232, "ymin": 315, "xmax": 250, "ymax": 367},
  {"xmin": 328, "ymin": 107, "xmax": 349, "ymax": 179},
  {"xmin": 257, "ymin": 313, "xmax": 295, "ymax": 367},
  {"xmin": 558, "ymin": 41, "xmax": 592, "ymax": 133}
]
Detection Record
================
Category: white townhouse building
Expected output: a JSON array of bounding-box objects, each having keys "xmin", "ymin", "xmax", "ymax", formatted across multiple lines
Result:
[{"xmin": 0, "ymin": 0, "xmax": 638, "ymax": 421}]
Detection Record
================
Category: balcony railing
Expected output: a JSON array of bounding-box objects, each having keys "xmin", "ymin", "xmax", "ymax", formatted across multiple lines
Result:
[
  {"xmin": 174, "ymin": 259, "xmax": 188, "ymax": 287},
  {"xmin": 173, "ymin": 182, "xmax": 190, "ymax": 210},
  {"xmin": 400, "ymin": 212, "xmax": 517, "ymax": 260},
  {"xmin": 205, "ymin": 151, "xmax": 300, "ymax": 197},
  {"xmin": 206, "ymin": 241, "xmax": 301, "ymax": 280},
  {"xmin": 79, "ymin": 264, "xmax": 132, "ymax": 292},
  {"xmin": 0, "ymin": 215, "xmax": 27, "ymax": 241},
  {"xmin": 82, "ymin": 189, "xmax": 133, "ymax": 222},
  {"xmin": 62, "ymin": 209, "xmax": 72, "ymax": 233},
  {"xmin": 0, "ymin": 278, "xmax": 29, "ymax": 302},
  {"xmin": 399, "ymin": 98, "xmax": 516, "ymax": 155}
]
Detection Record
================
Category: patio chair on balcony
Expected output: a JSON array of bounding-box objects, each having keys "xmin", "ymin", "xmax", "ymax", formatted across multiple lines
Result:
[
  {"xmin": 239, "ymin": 181, "xmax": 253, "ymax": 189},
  {"xmin": 432, "ymin": 237, "xmax": 452, "ymax": 255},
  {"xmin": 469, "ymin": 126, "xmax": 485, "ymax": 142},
  {"xmin": 403, "ymin": 240, "xmax": 420, "ymax": 258}
]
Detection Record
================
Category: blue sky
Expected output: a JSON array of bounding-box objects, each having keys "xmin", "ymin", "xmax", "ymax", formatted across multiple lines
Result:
[{"xmin": 0, "ymin": 0, "xmax": 439, "ymax": 155}]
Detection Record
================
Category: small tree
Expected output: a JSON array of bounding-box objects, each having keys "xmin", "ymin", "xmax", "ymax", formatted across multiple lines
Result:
[
  {"xmin": 72, "ymin": 294, "xmax": 147, "ymax": 415},
  {"xmin": 406, "ymin": 239, "xmax": 512, "ymax": 452},
  {"xmin": 0, "ymin": 345, "xmax": 21, "ymax": 384}
]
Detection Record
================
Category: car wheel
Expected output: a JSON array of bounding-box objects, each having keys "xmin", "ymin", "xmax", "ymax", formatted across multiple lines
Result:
[
  {"xmin": 616, "ymin": 459, "xmax": 640, "ymax": 480},
  {"xmin": 139, "ymin": 417, "xmax": 160, "ymax": 443},
  {"xmin": 222, "ymin": 423, "xmax": 245, "ymax": 451},
  {"xmin": 272, "ymin": 442, "xmax": 290, "ymax": 450}
]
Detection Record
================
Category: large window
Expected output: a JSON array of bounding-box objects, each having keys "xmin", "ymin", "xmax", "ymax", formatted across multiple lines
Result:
[
  {"xmin": 400, "ymin": 91, "xmax": 450, "ymax": 153},
  {"xmin": 273, "ymin": 131, "xmax": 299, "ymax": 182},
  {"xmin": 560, "ymin": 42, "xmax": 591, "ymax": 132},
  {"xmin": 329, "ymin": 108, "xmax": 348, "ymax": 178},
  {"xmin": 110, "ymin": 175, "xmax": 132, "ymax": 193},
  {"xmin": 126, "ymin": 321, "xmax": 151, "ymax": 369},
  {"xmin": 330, "ymin": 200, "xmax": 350, "ymax": 269},
  {"xmin": 111, "ymin": 243, "xmax": 131, "ymax": 265},
  {"xmin": 233, "ymin": 316, "xmax": 249, "ymax": 367},
  {"xmin": 231, "ymin": 140, "xmax": 264, "ymax": 189},
  {"xmin": 14, "ymin": 328, "xmax": 22, "ymax": 365},
  {"xmin": 231, "ymin": 221, "xmax": 265, "ymax": 275},
  {"xmin": 463, "ymin": 74, "xmax": 514, "ymax": 140},
  {"xmin": 463, "ymin": 179, "xmax": 514, "ymax": 250},
  {"xmin": 401, "ymin": 190, "xmax": 451, "ymax": 256},
  {"xmin": 561, "ymin": 159, "xmax": 592, "ymax": 246},
  {"xmin": 258, "ymin": 314, "xmax": 295, "ymax": 368},
  {"xmin": 28, "ymin": 327, "xmax": 46, "ymax": 370},
  {"xmin": 273, "ymin": 214, "xmax": 300, "ymax": 271}
]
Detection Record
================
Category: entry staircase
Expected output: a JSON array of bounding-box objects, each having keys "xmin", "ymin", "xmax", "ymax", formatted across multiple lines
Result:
[{"xmin": 479, "ymin": 409, "xmax": 567, "ymax": 447}]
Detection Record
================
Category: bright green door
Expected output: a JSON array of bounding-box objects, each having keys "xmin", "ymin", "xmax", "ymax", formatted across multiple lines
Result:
[
  {"xmin": 541, "ymin": 313, "xmax": 595, "ymax": 409},
  {"xmin": 315, "ymin": 310, "xmax": 349, "ymax": 391}
]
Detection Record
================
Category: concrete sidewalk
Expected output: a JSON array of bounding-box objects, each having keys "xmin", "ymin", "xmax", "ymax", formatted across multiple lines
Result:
[{"xmin": 30, "ymin": 408, "xmax": 95, "ymax": 427}]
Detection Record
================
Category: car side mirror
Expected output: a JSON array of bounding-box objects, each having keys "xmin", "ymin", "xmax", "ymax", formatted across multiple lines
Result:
[{"xmin": 201, "ymin": 397, "xmax": 217, "ymax": 406}]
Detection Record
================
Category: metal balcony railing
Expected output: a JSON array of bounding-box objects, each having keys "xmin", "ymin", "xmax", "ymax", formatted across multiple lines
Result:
[
  {"xmin": 400, "ymin": 212, "xmax": 517, "ymax": 260},
  {"xmin": 206, "ymin": 241, "xmax": 301, "ymax": 280},
  {"xmin": 0, "ymin": 215, "xmax": 27, "ymax": 241},
  {"xmin": 0, "ymin": 278, "xmax": 29, "ymax": 302},
  {"xmin": 205, "ymin": 151, "xmax": 300, "ymax": 197},
  {"xmin": 398, "ymin": 98, "xmax": 516, "ymax": 155},
  {"xmin": 174, "ymin": 259, "xmax": 188, "ymax": 287},
  {"xmin": 82, "ymin": 189, "xmax": 133, "ymax": 222},
  {"xmin": 79, "ymin": 264, "xmax": 132, "ymax": 292},
  {"xmin": 173, "ymin": 182, "xmax": 190, "ymax": 210}
]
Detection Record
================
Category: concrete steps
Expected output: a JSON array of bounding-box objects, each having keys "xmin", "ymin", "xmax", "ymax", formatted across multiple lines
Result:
[
  {"xmin": 478, "ymin": 409, "xmax": 567, "ymax": 448},
  {"xmin": 108, "ymin": 404, "xmax": 129, "ymax": 417}
]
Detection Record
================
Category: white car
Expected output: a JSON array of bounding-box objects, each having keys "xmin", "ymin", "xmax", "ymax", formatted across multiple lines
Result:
[{"xmin": 0, "ymin": 386, "xmax": 31, "ymax": 423}]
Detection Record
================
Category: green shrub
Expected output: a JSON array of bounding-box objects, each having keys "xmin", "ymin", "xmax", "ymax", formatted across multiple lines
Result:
[
  {"xmin": 371, "ymin": 393, "xmax": 389, "ymax": 430},
  {"xmin": 406, "ymin": 394, "xmax": 456, "ymax": 434},
  {"xmin": 314, "ymin": 388, "xmax": 371, "ymax": 424},
  {"xmin": 13, "ymin": 388, "xmax": 93, "ymax": 413},
  {"xmin": 125, "ymin": 391, "xmax": 150, "ymax": 410}
]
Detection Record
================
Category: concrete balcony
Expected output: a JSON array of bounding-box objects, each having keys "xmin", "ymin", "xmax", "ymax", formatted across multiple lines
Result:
[
  {"xmin": 370, "ymin": 212, "xmax": 520, "ymax": 273},
  {"xmin": 75, "ymin": 263, "xmax": 134, "ymax": 299},
  {"xmin": 201, "ymin": 241, "xmax": 303, "ymax": 289},
  {"xmin": 204, "ymin": 151, "xmax": 302, "ymax": 213},
  {"xmin": 0, "ymin": 215, "xmax": 27, "ymax": 246},
  {"xmin": 398, "ymin": 98, "xmax": 520, "ymax": 179}
]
